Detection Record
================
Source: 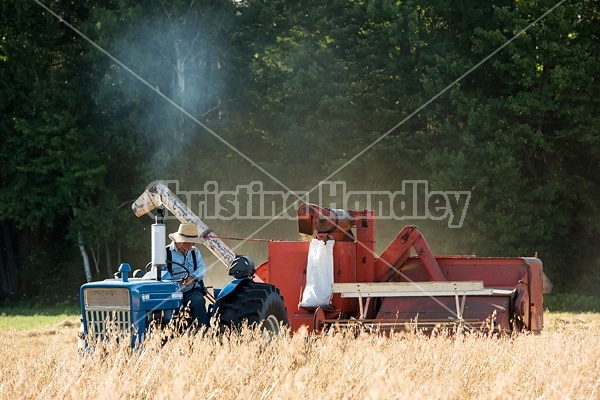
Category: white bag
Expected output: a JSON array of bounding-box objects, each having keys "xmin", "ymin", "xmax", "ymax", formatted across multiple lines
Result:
[{"xmin": 299, "ymin": 239, "xmax": 335, "ymax": 308}]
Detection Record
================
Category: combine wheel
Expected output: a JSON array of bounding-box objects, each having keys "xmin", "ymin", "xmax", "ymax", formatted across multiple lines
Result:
[{"xmin": 216, "ymin": 281, "xmax": 288, "ymax": 335}]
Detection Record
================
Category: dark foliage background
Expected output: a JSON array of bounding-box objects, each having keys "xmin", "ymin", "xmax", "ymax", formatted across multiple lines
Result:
[{"xmin": 1, "ymin": 0, "xmax": 598, "ymax": 309}]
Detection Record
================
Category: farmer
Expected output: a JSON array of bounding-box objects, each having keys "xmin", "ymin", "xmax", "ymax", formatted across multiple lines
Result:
[{"xmin": 166, "ymin": 222, "xmax": 209, "ymax": 328}]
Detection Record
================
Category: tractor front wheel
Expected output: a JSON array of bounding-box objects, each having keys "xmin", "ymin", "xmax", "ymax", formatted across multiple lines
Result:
[{"xmin": 216, "ymin": 281, "xmax": 288, "ymax": 335}]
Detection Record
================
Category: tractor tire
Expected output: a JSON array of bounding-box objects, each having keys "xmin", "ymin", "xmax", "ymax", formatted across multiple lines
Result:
[{"xmin": 216, "ymin": 281, "xmax": 289, "ymax": 335}]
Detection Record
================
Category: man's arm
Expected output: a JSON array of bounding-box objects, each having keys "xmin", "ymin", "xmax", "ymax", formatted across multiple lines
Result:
[
  {"xmin": 182, "ymin": 247, "xmax": 206, "ymax": 287},
  {"xmin": 190, "ymin": 247, "xmax": 206, "ymax": 281}
]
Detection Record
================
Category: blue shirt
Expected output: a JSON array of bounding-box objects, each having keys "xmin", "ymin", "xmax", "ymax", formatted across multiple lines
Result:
[{"xmin": 166, "ymin": 242, "xmax": 206, "ymax": 292}]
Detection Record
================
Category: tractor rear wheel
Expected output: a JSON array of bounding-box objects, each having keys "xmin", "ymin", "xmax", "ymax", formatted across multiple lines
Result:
[{"xmin": 216, "ymin": 281, "xmax": 288, "ymax": 335}]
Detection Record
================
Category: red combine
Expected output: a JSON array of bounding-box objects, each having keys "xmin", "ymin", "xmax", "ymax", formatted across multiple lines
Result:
[{"xmin": 255, "ymin": 203, "xmax": 545, "ymax": 334}]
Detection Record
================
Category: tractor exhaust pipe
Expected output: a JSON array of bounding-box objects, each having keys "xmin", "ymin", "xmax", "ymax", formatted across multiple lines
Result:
[{"xmin": 152, "ymin": 209, "xmax": 166, "ymax": 281}]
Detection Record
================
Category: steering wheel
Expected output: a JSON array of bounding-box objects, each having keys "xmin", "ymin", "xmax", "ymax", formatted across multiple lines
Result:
[
  {"xmin": 165, "ymin": 260, "xmax": 190, "ymax": 282},
  {"xmin": 144, "ymin": 260, "xmax": 190, "ymax": 282}
]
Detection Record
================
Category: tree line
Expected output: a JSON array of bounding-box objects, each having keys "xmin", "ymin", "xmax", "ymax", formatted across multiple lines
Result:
[{"xmin": 1, "ymin": 0, "xmax": 599, "ymax": 303}]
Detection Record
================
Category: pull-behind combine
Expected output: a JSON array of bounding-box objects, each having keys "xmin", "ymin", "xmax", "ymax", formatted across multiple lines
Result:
[
  {"xmin": 79, "ymin": 181, "xmax": 544, "ymax": 347},
  {"xmin": 258, "ymin": 203, "xmax": 544, "ymax": 334}
]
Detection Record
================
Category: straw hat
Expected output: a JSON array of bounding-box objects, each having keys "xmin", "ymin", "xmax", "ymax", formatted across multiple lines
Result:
[{"xmin": 169, "ymin": 222, "xmax": 203, "ymax": 244}]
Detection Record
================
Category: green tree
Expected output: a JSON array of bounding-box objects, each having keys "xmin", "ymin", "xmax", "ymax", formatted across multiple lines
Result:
[
  {"xmin": 409, "ymin": 0, "xmax": 600, "ymax": 292},
  {"xmin": 0, "ymin": 1, "xmax": 145, "ymax": 296}
]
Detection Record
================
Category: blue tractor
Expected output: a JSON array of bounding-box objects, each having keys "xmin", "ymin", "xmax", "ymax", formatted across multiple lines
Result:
[{"xmin": 78, "ymin": 182, "xmax": 288, "ymax": 349}]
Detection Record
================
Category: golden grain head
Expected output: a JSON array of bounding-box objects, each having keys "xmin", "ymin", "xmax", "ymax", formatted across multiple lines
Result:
[{"xmin": 0, "ymin": 312, "xmax": 598, "ymax": 400}]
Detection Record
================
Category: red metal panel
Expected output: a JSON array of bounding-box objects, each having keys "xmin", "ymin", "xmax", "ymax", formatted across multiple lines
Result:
[
  {"xmin": 354, "ymin": 210, "xmax": 375, "ymax": 283},
  {"xmin": 254, "ymin": 261, "xmax": 268, "ymax": 282},
  {"xmin": 268, "ymin": 240, "xmax": 360, "ymax": 324},
  {"xmin": 289, "ymin": 312, "xmax": 315, "ymax": 332},
  {"xmin": 400, "ymin": 257, "xmax": 529, "ymax": 286},
  {"xmin": 330, "ymin": 242, "xmax": 358, "ymax": 316},
  {"xmin": 267, "ymin": 241, "xmax": 310, "ymax": 322}
]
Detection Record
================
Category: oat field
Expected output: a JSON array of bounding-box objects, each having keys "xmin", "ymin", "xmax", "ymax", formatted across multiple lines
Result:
[{"xmin": 0, "ymin": 313, "xmax": 598, "ymax": 400}]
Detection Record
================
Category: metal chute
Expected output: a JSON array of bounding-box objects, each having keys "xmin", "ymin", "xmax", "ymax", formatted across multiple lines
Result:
[{"xmin": 131, "ymin": 180, "xmax": 235, "ymax": 267}]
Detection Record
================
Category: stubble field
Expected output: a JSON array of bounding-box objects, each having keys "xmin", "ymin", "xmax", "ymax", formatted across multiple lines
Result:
[{"xmin": 0, "ymin": 312, "xmax": 598, "ymax": 400}]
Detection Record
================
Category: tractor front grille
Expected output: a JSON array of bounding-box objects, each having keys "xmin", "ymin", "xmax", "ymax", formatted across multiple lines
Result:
[{"xmin": 83, "ymin": 288, "xmax": 132, "ymax": 343}]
